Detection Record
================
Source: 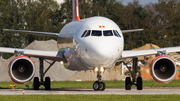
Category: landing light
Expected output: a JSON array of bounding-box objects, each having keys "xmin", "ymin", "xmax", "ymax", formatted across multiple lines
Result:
[
  {"xmin": 60, "ymin": 61, "xmax": 64, "ymax": 64},
  {"xmin": 100, "ymin": 67, "xmax": 104, "ymax": 72},
  {"xmin": 94, "ymin": 67, "xmax": 99, "ymax": 72}
]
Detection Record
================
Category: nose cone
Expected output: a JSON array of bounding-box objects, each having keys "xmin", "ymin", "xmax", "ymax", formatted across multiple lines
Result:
[
  {"xmin": 91, "ymin": 42, "xmax": 118, "ymax": 64},
  {"xmin": 93, "ymin": 42, "xmax": 116, "ymax": 58}
]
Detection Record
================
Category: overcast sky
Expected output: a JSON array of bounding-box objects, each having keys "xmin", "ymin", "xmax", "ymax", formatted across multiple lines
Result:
[
  {"xmin": 56, "ymin": 0, "xmax": 159, "ymax": 5},
  {"xmin": 56, "ymin": 0, "xmax": 63, "ymax": 4},
  {"xmin": 122, "ymin": 0, "xmax": 159, "ymax": 5}
]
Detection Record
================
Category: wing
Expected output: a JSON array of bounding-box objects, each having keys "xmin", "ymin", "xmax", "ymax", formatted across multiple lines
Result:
[
  {"xmin": 121, "ymin": 46, "xmax": 180, "ymax": 59},
  {"xmin": 121, "ymin": 29, "xmax": 143, "ymax": 33},
  {"xmin": 3, "ymin": 29, "xmax": 59, "ymax": 36},
  {"xmin": 0, "ymin": 47, "xmax": 66, "ymax": 62}
]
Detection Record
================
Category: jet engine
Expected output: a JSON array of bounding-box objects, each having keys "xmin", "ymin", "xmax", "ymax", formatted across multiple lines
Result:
[
  {"xmin": 8, "ymin": 56, "xmax": 35, "ymax": 84},
  {"xmin": 150, "ymin": 55, "xmax": 177, "ymax": 84}
]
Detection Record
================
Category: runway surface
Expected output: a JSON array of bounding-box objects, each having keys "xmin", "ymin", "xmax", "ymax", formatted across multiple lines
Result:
[{"xmin": 0, "ymin": 88, "xmax": 180, "ymax": 95}]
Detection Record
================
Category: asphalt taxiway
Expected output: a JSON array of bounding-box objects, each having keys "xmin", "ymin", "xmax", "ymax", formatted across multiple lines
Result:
[{"xmin": 0, "ymin": 88, "xmax": 180, "ymax": 95}]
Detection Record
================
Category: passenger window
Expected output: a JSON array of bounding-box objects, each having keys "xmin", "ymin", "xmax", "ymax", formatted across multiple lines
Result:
[
  {"xmin": 103, "ymin": 30, "xmax": 113, "ymax": 36},
  {"xmin": 81, "ymin": 30, "xmax": 87, "ymax": 37},
  {"xmin": 92, "ymin": 30, "xmax": 102, "ymax": 36},
  {"xmin": 113, "ymin": 30, "xmax": 121, "ymax": 37},
  {"xmin": 84, "ymin": 30, "xmax": 91, "ymax": 37}
]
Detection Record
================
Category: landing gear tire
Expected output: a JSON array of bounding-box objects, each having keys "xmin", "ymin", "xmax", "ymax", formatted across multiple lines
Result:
[
  {"xmin": 99, "ymin": 82, "xmax": 106, "ymax": 91},
  {"xmin": 93, "ymin": 81, "xmax": 100, "ymax": 91},
  {"xmin": 33, "ymin": 77, "xmax": 39, "ymax": 90},
  {"xmin": 45, "ymin": 77, "xmax": 51, "ymax": 90},
  {"xmin": 93, "ymin": 81, "xmax": 106, "ymax": 91},
  {"xmin": 125, "ymin": 77, "xmax": 131, "ymax": 90},
  {"xmin": 137, "ymin": 77, "xmax": 142, "ymax": 90}
]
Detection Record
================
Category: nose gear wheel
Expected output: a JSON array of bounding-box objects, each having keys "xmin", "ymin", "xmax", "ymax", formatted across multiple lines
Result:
[{"xmin": 93, "ymin": 71, "xmax": 106, "ymax": 91}]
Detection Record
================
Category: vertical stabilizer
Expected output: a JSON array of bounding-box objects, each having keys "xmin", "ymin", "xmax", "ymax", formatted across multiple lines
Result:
[{"xmin": 72, "ymin": 0, "xmax": 80, "ymax": 21}]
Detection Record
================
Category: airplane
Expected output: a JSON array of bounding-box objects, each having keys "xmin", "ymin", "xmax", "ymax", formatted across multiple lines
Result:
[{"xmin": 1, "ymin": 0, "xmax": 179, "ymax": 91}]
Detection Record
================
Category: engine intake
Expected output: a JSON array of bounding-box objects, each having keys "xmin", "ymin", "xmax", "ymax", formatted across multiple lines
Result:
[
  {"xmin": 150, "ymin": 55, "xmax": 177, "ymax": 84},
  {"xmin": 8, "ymin": 56, "xmax": 35, "ymax": 84}
]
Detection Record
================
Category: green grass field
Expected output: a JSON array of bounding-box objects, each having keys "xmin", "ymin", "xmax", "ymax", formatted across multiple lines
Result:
[
  {"xmin": 0, "ymin": 95, "xmax": 179, "ymax": 101},
  {"xmin": 1, "ymin": 80, "xmax": 180, "ymax": 89}
]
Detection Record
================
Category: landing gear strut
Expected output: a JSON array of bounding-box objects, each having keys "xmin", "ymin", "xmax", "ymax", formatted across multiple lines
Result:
[
  {"xmin": 33, "ymin": 58, "xmax": 56, "ymax": 90},
  {"xmin": 93, "ymin": 71, "xmax": 106, "ymax": 91},
  {"xmin": 124, "ymin": 58, "xmax": 143, "ymax": 90}
]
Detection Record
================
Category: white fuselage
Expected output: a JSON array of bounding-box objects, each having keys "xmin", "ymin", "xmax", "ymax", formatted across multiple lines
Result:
[{"xmin": 59, "ymin": 17, "xmax": 124, "ymax": 70}]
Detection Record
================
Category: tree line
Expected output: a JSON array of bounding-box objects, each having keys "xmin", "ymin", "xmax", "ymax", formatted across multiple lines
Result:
[{"xmin": 0, "ymin": 0, "xmax": 180, "ymax": 58}]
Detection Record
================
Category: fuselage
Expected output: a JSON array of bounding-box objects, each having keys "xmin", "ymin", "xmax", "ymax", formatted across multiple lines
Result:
[{"xmin": 59, "ymin": 17, "xmax": 124, "ymax": 70}]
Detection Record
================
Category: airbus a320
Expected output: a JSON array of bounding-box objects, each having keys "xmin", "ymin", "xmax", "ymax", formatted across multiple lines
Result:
[{"xmin": 1, "ymin": 0, "xmax": 179, "ymax": 91}]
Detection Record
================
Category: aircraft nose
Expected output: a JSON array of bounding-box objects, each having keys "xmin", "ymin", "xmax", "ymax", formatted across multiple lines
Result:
[
  {"xmin": 89, "ymin": 41, "xmax": 121, "ymax": 67},
  {"xmin": 93, "ymin": 45, "xmax": 114, "ymax": 59},
  {"xmin": 78, "ymin": 37, "xmax": 123, "ymax": 68}
]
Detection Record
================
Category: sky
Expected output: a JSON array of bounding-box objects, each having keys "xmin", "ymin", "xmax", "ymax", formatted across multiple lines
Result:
[
  {"xmin": 56, "ymin": 0, "xmax": 64, "ymax": 4},
  {"xmin": 56, "ymin": 0, "xmax": 159, "ymax": 5},
  {"xmin": 122, "ymin": 0, "xmax": 159, "ymax": 5}
]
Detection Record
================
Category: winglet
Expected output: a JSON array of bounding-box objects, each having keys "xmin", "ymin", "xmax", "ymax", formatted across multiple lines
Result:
[{"xmin": 72, "ymin": 0, "xmax": 80, "ymax": 21}]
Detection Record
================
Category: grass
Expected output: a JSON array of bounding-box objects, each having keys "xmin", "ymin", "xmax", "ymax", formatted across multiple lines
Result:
[
  {"xmin": 1, "ymin": 80, "xmax": 180, "ymax": 89},
  {"xmin": 0, "ymin": 95, "xmax": 179, "ymax": 101}
]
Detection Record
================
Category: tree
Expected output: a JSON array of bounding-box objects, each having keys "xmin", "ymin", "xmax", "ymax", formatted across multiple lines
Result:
[
  {"xmin": 24, "ymin": 0, "xmax": 59, "ymax": 44},
  {"xmin": 0, "ymin": 0, "xmax": 61, "ymax": 59},
  {"xmin": 0, "ymin": 0, "xmax": 27, "ymax": 58},
  {"xmin": 114, "ymin": 0, "xmax": 149, "ymax": 49},
  {"xmin": 148, "ymin": 0, "xmax": 180, "ymax": 47}
]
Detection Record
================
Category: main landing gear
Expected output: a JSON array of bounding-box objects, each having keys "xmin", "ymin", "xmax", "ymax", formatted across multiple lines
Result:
[
  {"xmin": 124, "ymin": 58, "xmax": 143, "ymax": 90},
  {"xmin": 93, "ymin": 68, "xmax": 106, "ymax": 91},
  {"xmin": 33, "ymin": 58, "xmax": 56, "ymax": 90}
]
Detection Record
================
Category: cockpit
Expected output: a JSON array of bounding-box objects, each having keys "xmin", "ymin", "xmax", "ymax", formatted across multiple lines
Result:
[{"xmin": 81, "ymin": 30, "xmax": 121, "ymax": 37}]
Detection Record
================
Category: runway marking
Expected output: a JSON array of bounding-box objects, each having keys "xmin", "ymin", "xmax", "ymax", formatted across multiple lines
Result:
[{"xmin": 0, "ymin": 88, "xmax": 180, "ymax": 95}]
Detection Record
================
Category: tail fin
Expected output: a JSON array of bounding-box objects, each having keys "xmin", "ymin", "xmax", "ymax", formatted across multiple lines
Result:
[{"xmin": 72, "ymin": 0, "xmax": 80, "ymax": 21}]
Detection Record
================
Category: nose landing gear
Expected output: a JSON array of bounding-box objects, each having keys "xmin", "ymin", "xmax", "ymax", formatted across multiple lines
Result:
[
  {"xmin": 93, "ymin": 69, "xmax": 106, "ymax": 91},
  {"xmin": 93, "ymin": 81, "xmax": 106, "ymax": 91}
]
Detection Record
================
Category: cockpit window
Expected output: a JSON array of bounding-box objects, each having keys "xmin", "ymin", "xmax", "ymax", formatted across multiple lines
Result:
[
  {"xmin": 81, "ymin": 30, "xmax": 87, "ymax": 37},
  {"xmin": 84, "ymin": 30, "xmax": 91, "ymax": 37},
  {"xmin": 81, "ymin": 30, "xmax": 121, "ymax": 37},
  {"xmin": 91, "ymin": 30, "xmax": 102, "ymax": 36},
  {"xmin": 113, "ymin": 30, "xmax": 121, "ymax": 37},
  {"xmin": 103, "ymin": 30, "xmax": 113, "ymax": 36}
]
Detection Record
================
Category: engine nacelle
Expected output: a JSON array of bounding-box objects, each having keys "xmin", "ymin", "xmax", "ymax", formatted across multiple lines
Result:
[
  {"xmin": 8, "ymin": 56, "xmax": 35, "ymax": 84},
  {"xmin": 150, "ymin": 55, "xmax": 177, "ymax": 84}
]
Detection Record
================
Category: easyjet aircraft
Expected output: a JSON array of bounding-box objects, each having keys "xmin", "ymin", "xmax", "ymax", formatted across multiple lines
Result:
[{"xmin": 1, "ymin": 0, "xmax": 179, "ymax": 91}]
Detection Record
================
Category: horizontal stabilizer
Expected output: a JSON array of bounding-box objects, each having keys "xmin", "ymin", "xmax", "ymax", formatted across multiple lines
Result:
[
  {"xmin": 122, "ymin": 29, "xmax": 143, "ymax": 33},
  {"xmin": 3, "ymin": 29, "xmax": 59, "ymax": 36}
]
